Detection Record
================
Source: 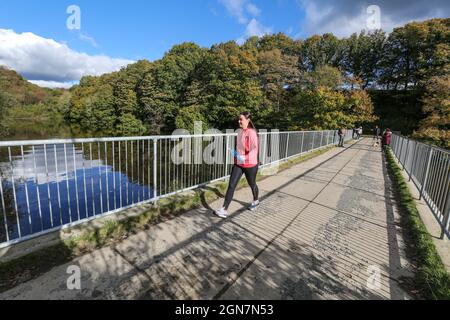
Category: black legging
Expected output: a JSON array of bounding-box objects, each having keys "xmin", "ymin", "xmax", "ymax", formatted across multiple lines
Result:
[{"xmin": 224, "ymin": 165, "xmax": 259, "ymax": 210}]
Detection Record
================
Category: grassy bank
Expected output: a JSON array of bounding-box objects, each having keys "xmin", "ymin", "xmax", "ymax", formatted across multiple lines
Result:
[
  {"xmin": 0, "ymin": 144, "xmax": 336, "ymax": 293},
  {"xmin": 385, "ymin": 147, "xmax": 450, "ymax": 300}
]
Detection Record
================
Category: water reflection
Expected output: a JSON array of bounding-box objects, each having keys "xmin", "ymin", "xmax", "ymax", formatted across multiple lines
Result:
[{"xmin": 0, "ymin": 144, "xmax": 153, "ymax": 242}]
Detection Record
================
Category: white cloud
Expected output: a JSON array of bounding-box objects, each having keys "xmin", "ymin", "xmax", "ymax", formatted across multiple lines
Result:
[
  {"xmin": 246, "ymin": 3, "xmax": 261, "ymax": 16},
  {"xmin": 219, "ymin": 0, "xmax": 262, "ymax": 24},
  {"xmin": 219, "ymin": 0, "xmax": 248, "ymax": 24},
  {"xmin": 0, "ymin": 29, "xmax": 134, "ymax": 88},
  {"xmin": 218, "ymin": 1, "xmax": 272, "ymax": 44},
  {"xmin": 245, "ymin": 18, "xmax": 273, "ymax": 37},
  {"xmin": 297, "ymin": 0, "xmax": 450, "ymax": 38}
]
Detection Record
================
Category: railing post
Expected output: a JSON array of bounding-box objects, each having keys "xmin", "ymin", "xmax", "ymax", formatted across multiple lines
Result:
[
  {"xmin": 420, "ymin": 147, "xmax": 433, "ymax": 201},
  {"xmin": 153, "ymin": 138, "xmax": 158, "ymax": 205},
  {"xmin": 262, "ymin": 133, "xmax": 267, "ymax": 166},
  {"xmin": 409, "ymin": 142, "xmax": 418, "ymax": 182},
  {"xmin": 403, "ymin": 138, "xmax": 410, "ymax": 171},
  {"xmin": 398, "ymin": 137, "xmax": 404, "ymax": 164},
  {"xmin": 285, "ymin": 132, "xmax": 290, "ymax": 159},
  {"xmin": 320, "ymin": 131, "xmax": 324, "ymax": 148},
  {"xmin": 300, "ymin": 132, "xmax": 304, "ymax": 155},
  {"xmin": 441, "ymin": 189, "xmax": 450, "ymax": 239},
  {"xmin": 224, "ymin": 135, "xmax": 229, "ymax": 177},
  {"xmin": 312, "ymin": 131, "xmax": 316, "ymax": 150}
]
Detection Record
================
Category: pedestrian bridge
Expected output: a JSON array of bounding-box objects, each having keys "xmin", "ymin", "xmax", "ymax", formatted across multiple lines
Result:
[{"xmin": 0, "ymin": 133, "xmax": 448, "ymax": 299}]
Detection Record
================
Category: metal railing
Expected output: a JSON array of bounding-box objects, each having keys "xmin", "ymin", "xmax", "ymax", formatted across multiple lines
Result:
[
  {"xmin": 391, "ymin": 134, "xmax": 450, "ymax": 239},
  {"xmin": 0, "ymin": 129, "xmax": 353, "ymax": 248}
]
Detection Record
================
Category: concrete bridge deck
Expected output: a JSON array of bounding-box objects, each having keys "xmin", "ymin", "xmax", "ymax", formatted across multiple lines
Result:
[{"xmin": 0, "ymin": 139, "xmax": 415, "ymax": 300}]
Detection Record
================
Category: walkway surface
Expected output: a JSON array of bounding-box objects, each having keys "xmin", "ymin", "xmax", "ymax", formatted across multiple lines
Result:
[{"xmin": 0, "ymin": 139, "xmax": 415, "ymax": 300}]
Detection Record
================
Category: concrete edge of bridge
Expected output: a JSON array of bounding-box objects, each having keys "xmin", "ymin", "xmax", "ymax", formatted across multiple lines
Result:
[{"xmin": 397, "ymin": 168, "xmax": 450, "ymax": 272}]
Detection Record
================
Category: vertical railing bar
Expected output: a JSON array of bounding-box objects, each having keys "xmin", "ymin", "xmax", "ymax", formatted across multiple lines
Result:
[
  {"xmin": 437, "ymin": 155, "xmax": 450, "ymax": 216},
  {"xmin": 400, "ymin": 137, "xmax": 405, "ymax": 163},
  {"xmin": 72, "ymin": 144, "xmax": 80, "ymax": 221},
  {"xmin": 97, "ymin": 142, "xmax": 104, "ymax": 214},
  {"xmin": 420, "ymin": 147, "xmax": 433, "ymax": 200},
  {"xmin": 104, "ymin": 142, "xmax": 110, "ymax": 212},
  {"xmin": 20, "ymin": 146, "xmax": 32, "ymax": 233},
  {"xmin": 8, "ymin": 147, "xmax": 21, "ymax": 238},
  {"xmin": 434, "ymin": 151, "xmax": 447, "ymax": 214},
  {"xmin": 300, "ymin": 132, "xmax": 304, "ymax": 155},
  {"xmin": 285, "ymin": 132, "xmax": 290, "ymax": 159},
  {"xmin": 119, "ymin": 141, "xmax": 122, "ymax": 207},
  {"xmin": 0, "ymin": 175, "xmax": 10, "ymax": 242},
  {"xmin": 53, "ymin": 144, "xmax": 63, "ymax": 226},
  {"xmin": 225, "ymin": 136, "xmax": 229, "ymax": 177},
  {"xmin": 131, "ymin": 140, "xmax": 134, "ymax": 204},
  {"xmin": 81, "ymin": 143, "xmax": 88, "ymax": 218},
  {"xmin": 142, "ymin": 140, "xmax": 145, "ymax": 200},
  {"xmin": 429, "ymin": 150, "xmax": 441, "ymax": 211},
  {"xmin": 403, "ymin": 139, "xmax": 410, "ymax": 171},
  {"xmin": 409, "ymin": 142, "xmax": 418, "ymax": 181},
  {"xmin": 112, "ymin": 141, "xmax": 116, "ymax": 209},
  {"xmin": 125, "ymin": 141, "xmax": 128, "ymax": 206},
  {"xmin": 153, "ymin": 139, "xmax": 158, "ymax": 203},
  {"xmin": 428, "ymin": 150, "xmax": 440, "ymax": 210},
  {"xmin": 32, "ymin": 146, "xmax": 43, "ymax": 232},
  {"xmin": 137, "ymin": 140, "xmax": 140, "ymax": 203},
  {"xmin": 148, "ymin": 139, "xmax": 151, "ymax": 200},
  {"xmin": 63, "ymin": 144, "xmax": 73, "ymax": 223},
  {"xmin": 160, "ymin": 139, "xmax": 167, "ymax": 195},
  {"xmin": 160, "ymin": 139, "xmax": 162, "ymax": 197},
  {"xmin": 89, "ymin": 143, "xmax": 96, "ymax": 215},
  {"xmin": 43, "ymin": 144, "xmax": 53, "ymax": 227},
  {"xmin": 441, "ymin": 188, "xmax": 450, "ymax": 239}
]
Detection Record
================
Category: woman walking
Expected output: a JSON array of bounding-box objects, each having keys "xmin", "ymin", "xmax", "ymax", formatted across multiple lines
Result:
[{"xmin": 215, "ymin": 112, "xmax": 260, "ymax": 218}]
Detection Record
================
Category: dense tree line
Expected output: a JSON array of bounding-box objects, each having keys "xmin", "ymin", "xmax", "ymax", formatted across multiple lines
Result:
[
  {"xmin": 1, "ymin": 18, "xmax": 448, "ymax": 147},
  {"xmin": 0, "ymin": 66, "xmax": 71, "ymax": 138},
  {"xmin": 66, "ymin": 18, "xmax": 448, "ymax": 138}
]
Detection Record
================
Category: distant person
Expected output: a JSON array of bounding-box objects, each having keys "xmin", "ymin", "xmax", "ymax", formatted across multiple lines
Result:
[
  {"xmin": 358, "ymin": 126, "xmax": 363, "ymax": 139},
  {"xmin": 382, "ymin": 128, "xmax": 392, "ymax": 151},
  {"xmin": 215, "ymin": 112, "xmax": 260, "ymax": 218},
  {"xmin": 373, "ymin": 126, "xmax": 381, "ymax": 147},
  {"xmin": 338, "ymin": 128, "xmax": 346, "ymax": 147},
  {"xmin": 353, "ymin": 126, "xmax": 358, "ymax": 139}
]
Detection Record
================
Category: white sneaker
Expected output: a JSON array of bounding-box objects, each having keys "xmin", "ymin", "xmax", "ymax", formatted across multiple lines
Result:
[
  {"xmin": 249, "ymin": 200, "xmax": 260, "ymax": 211},
  {"xmin": 215, "ymin": 207, "xmax": 228, "ymax": 218}
]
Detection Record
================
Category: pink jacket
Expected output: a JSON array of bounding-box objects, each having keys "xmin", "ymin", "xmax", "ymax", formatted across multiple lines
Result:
[{"xmin": 235, "ymin": 128, "xmax": 259, "ymax": 168}]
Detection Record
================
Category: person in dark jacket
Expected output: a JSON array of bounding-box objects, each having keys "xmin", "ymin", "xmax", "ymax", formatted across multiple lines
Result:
[{"xmin": 338, "ymin": 128, "xmax": 346, "ymax": 147}]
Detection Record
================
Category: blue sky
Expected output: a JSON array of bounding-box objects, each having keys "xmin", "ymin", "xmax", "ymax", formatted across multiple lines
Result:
[
  {"xmin": 0, "ymin": 1, "xmax": 304, "ymax": 61},
  {"xmin": 0, "ymin": 0, "xmax": 448, "ymax": 88}
]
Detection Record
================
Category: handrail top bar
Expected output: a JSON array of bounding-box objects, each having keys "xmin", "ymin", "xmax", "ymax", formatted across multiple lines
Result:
[
  {"xmin": 0, "ymin": 130, "xmax": 338, "ymax": 147},
  {"xmin": 392, "ymin": 133, "xmax": 450, "ymax": 154}
]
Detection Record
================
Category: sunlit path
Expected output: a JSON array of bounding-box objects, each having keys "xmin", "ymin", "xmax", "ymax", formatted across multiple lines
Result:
[{"xmin": 0, "ymin": 138, "xmax": 415, "ymax": 300}]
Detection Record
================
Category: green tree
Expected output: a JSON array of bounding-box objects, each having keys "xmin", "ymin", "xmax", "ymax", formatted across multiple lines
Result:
[
  {"xmin": 343, "ymin": 30, "xmax": 386, "ymax": 88},
  {"xmin": 300, "ymin": 33, "xmax": 344, "ymax": 72},
  {"xmin": 380, "ymin": 18, "xmax": 450, "ymax": 90},
  {"xmin": 257, "ymin": 48, "xmax": 300, "ymax": 128},
  {"xmin": 299, "ymin": 65, "xmax": 343, "ymax": 90},
  {"xmin": 137, "ymin": 43, "xmax": 206, "ymax": 134},
  {"xmin": 191, "ymin": 41, "xmax": 263, "ymax": 129},
  {"xmin": 412, "ymin": 75, "xmax": 450, "ymax": 147},
  {"xmin": 116, "ymin": 113, "xmax": 146, "ymax": 136},
  {"xmin": 175, "ymin": 105, "xmax": 208, "ymax": 133}
]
